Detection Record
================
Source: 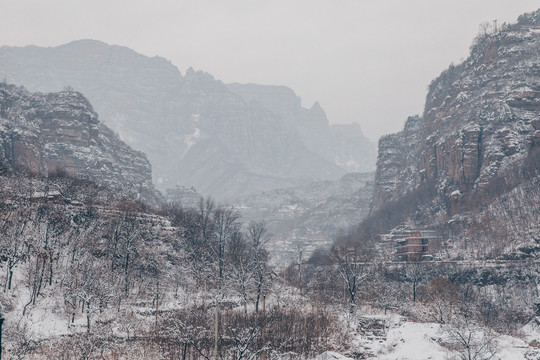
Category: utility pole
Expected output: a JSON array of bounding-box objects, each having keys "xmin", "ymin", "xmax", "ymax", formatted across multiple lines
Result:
[
  {"xmin": 155, "ymin": 280, "xmax": 159, "ymax": 327},
  {"xmin": 214, "ymin": 299, "xmax": 219, "ymax": 358},
  {"xmin": 261, "ymin": 295, "xmax": 267, "ymax": 360}
]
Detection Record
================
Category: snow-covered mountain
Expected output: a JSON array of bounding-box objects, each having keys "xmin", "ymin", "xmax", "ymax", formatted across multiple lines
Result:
[
  {"xmin": 3, "ymin": 10, "xmax": 540, "ymax": 357},
  {"xmin": 0, "ymin": 82, "xmax": 157, "ymax": 202},
  {"xmin": 370, "ymin": 9, "xmax": 540, "ymax": 259},
  {"xmin": 0, "ymin": 40, "xmax": 376, "ymax": 199},
  {"xmin": 227, "ymin": 83, "xmax": 376, "ymax": 174}
]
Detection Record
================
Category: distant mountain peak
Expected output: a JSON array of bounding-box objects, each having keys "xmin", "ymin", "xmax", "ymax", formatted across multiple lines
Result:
[
  {"xmin": 61, "ymin": 38, "xmax": 110, "ymax": 48},
  {"xmin": 0, "ymin": 40, "xmax": 376, "ymax": 199}
]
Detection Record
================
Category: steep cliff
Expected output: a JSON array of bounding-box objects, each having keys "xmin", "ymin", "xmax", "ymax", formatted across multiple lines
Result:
[
  {"xmin": 227, "ymin": 83, "xmax": 377, "ymax": 173},
  {"xmin": 373, "ymin": 10, "xmax": 540, "ymax": 219},
  {"xmin": 0, "ymin": 40, "xmax": 376, "ymax": 199},
  {"xmin": 365, "ymin": 9, "xmax": 540, "ymax": 260},
  {"xmin": 0, "ymin": 83, "xmax": 156, "ymax": 201}
]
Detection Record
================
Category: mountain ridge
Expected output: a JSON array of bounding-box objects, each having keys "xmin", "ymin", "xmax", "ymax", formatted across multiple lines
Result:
[
  {"xmin": 0, "ymin": 40, "xmax": 376, "ymax": 199},
  {"xmin": 0, "ymin": 82, "xmax": 158, "ymax": 203},
  {"xmin": 369, "ymin": 8, "xmax": 540, "ymax": 259}
]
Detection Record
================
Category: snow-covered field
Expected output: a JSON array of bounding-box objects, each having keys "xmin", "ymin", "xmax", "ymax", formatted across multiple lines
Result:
[{"xmin": 318, "ymin": 313, "xmax": 540, "ymax": 360}]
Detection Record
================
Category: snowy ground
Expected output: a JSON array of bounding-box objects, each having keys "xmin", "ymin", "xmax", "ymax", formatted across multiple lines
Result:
[
  {"xmin": 5, "ymin": 264, "xmax": 540, "ymax": 359},
  {"xmin": 369, "ymin": 318, "xmax": 449, "ymax": 360},
  {"xmin": 312, "ymin": 313, "xmax": 540, "ymax": 360}
]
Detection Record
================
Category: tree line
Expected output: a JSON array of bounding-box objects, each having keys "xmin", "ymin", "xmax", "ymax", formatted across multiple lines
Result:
[{"xmin": 1, "ymin": 170, "xmax": 539, "ymax": 358}]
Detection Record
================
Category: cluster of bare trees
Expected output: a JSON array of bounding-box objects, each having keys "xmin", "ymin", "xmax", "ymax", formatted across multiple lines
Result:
[
  {"xmin": 152, "ymin": 305, "xmax": 346, "ymax": 359},
  {"xmin": 291, "ymin": 245, "xmax": 539, "ymax": 332},
  {"xmin": 0, "ymin": 173, "xmax": 355, "ymax": 358},
  {"xmin": 1, "ymin": 171, "xmax": 539, "ymax": 358},
  {"xmin": 162, "ymin": 198, "xmax": 272, "ymax": 315},
  {"xmin": 157, "ymin": 200, "xmax": 347, "ymax": 358}
]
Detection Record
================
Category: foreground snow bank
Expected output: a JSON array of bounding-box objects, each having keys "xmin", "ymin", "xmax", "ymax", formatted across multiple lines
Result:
[
  {"xmin": 372, "ymin": 321, "xmax": 448, "ymax": 360},
  {"xmin": 314, "ymin": 351, "xmax": 354, "ymax": 360},
  {"xmin": 368, "ymin": 317, "xmax": 535, "ymax": 360},
  {"xmin": 311, "ymin": 313, "xmax": 539, "ymax": 360}
]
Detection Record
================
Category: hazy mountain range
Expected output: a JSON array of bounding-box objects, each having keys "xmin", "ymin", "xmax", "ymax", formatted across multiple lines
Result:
[
  {"xmin": 0, "ymin": 40, "xmax": 376, "ymax": 200},
  {"xmin": 1, "ymin": 8, "xmax": 540, "ymax": 360}
]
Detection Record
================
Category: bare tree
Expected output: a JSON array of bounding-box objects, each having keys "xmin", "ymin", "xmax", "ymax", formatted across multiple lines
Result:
[
  {"xmin": 422, "ymin": 277, "xmax": 458, "ymax": 324},
  {"xmin": 4, "ymin": 320, "xmax": 41, "ymax": 359},
  {"xmin": 247, "ymin": 220, "xmax": 271, "ymax": 313},
  {"xmin": 23, "ymin": 249, "xmax": 48, "ymax": 314},
  {"xmin": 105, "ymin": 204, "xmax": 142, "ymax": 296},
  {"xmin": 222, "ymin": 311, "xmax": 272, "ymax": 360},
  {"xmin": 444, "ymin": 315, "xmax": 498, "ymax": 360},
  {"xmin": 404, "ymin": 259, "xmax": 427, "ymax": 303},
  {"xmin": 35, "ymin": 203, "xmax": 70, "ymax": 287},
  {"xmin": 212, "ymin": 205, "xmax": 240, "ymax": 283},
  {"xmin": 227, "ymin": 231, "xmax": 254, "ymax": 314},
  {"xmin": 331, "ymin": 239, "xmax": 372, "ymax": 314},
  {"xmin": 479, "ymin": 22, "xmax": 492, "ymax": 37},
  {"xmin": 64, "ymin": 255, "xmax": 115, "ymax": 334},
  {"xmin": 0, "ymin": 204, "xmax": 32, "ymax": 291}
]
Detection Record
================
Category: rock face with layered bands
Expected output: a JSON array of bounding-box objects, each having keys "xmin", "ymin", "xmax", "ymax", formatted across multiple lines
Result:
[
  {"xmin": 0, "ymin": 83, "xmax": 156, "ymax": 202},
  {"xmin": 0, "ymin": 40, "xmax": 376, "ymax": 199},
  {"xmin": 227, "ymin": 84, "xmax": 376, "ymax": 174},
  {"xmin": 373, "ymin": 10, "xmax": 540, "ymax": 216}
]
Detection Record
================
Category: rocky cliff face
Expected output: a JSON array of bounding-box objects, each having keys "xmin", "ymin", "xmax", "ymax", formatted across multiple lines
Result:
[
  {"xmin": 0, "ymin": 40, "xmax": 376, "ymax": 199},
  {"xmin": 373, "ymin": 10, "xmax": 540, "ymax": 217},
  {"xmin": 372, "ymin": 115, "xmax": 422, "ymax": 211},
  {"xmin": 227, "ymin": 83, "xmax": 377, "ymax": 173},
  {"xmin": 0, "ymin": 83, "xmax": 156, "ymax": 201}
]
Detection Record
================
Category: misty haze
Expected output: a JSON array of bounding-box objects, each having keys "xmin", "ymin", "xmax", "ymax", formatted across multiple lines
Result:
[{"xmin": 0, "ymin": 2, "xmax": 540, "ymax": 359}]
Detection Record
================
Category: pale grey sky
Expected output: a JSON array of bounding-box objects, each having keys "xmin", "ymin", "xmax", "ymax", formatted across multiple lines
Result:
[{"xmin": 1, "ymin": 1, "xmax": 538, "ymax": 141}]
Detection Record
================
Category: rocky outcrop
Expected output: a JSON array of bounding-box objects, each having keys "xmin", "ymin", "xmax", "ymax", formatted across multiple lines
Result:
[
  {"xmin": 372, "ymin": 10, "xmax": 540, "ymax": 216},
  {"xmin": 372, "ymin": 115, "xmax": 422, "ymax": 211},
  {"xmin": 0, "ymin": 83, "xmax": 156, "ymax": 201},
  {"xmin": 0, "ymin": 40, "xmax": 376, "ymax": 199},
  {"xmin": 228, "ymin": 83, "xmax": 377, "ymax": 174}
]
